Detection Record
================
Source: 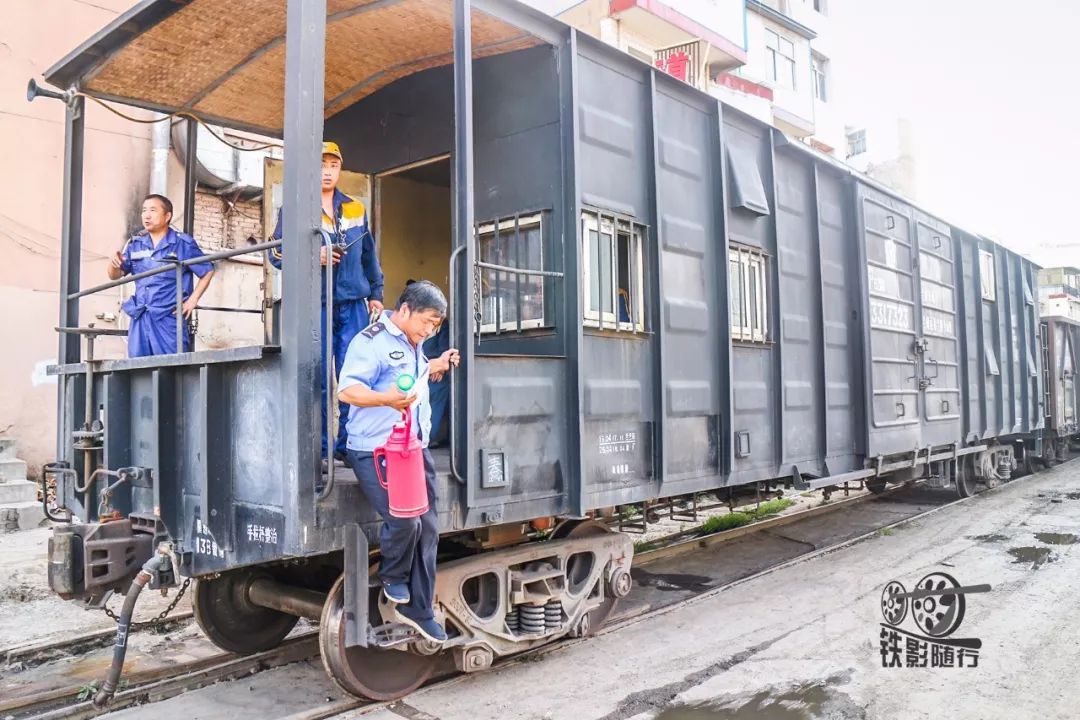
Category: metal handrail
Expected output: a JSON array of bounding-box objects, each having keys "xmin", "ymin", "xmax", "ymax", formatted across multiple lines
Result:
[
  {"xmin": 68, "ymin": 240, "xmax": 282, "ymax": 300},
  {"xmin": 318, "ymin": 229, "xmax": 336, "ymax": 501},
  {"xmin": 65, "ymin": 238, "xmax": 281, "ymax": 359},
  {"xmin": 475, "ymin": 260, "xmax": 564, "ymax": 278},
  {"xmin": 448, "ymin": 243, "xmax": 466, "ymax": 485}
]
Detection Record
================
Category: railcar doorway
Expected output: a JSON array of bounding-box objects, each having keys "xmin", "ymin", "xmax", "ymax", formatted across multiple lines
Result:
[
  {"xmin": 373, "ymin": 155, "xmax": 454, "ymax": 457},
  {"xmin": 374, "ymin": 156, "xmax": 453, "ymax": 305}
]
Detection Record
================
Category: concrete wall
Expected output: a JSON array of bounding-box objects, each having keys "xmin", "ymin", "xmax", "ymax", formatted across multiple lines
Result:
[
  {"xmin": 1, "ymin": 0, "xmax": 154, "ymax": 477},
  {"xmin": 1, "ymin": 0, "xmax": 273, "ymax": 473}
]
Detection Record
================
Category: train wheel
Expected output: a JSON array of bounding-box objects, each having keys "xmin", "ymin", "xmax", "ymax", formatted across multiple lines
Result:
[
  {"xmin": 193, "ymin": 568, "xmax": 299, "ymax": 654},
  {"xmin": 865, "ymin": 479, "xmax": 888, "ymax": 495},
  {"xmin": 318, "ymin": 575, "xmax": 439, "ymax": 700},
  {"xmin": 1042, "ymin": 439, "xmax": 1058, "ymax": 468},
  {"xmin": 954, "ymin": 458, "xmax": 976, "ymax": 499},
  {"xmin": 551, "ymin": 519, "xmax": 620, "ymax": 636}
]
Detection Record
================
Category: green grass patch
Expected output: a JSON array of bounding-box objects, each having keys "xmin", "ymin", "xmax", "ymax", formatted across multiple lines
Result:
[
  {"xmin": 750, "ymin": 498, "xmax": 795, "ymax": 519},
  {"xmin": 877, "ymin": 527, "xmax": 894, "ymax": 537},
  {"xmin": 700, "ymin": 511, "xmax": 753, "ymax": 534},
  {"xmin": 697, "ymin": 498, "xmax": 795, "ymax": 536}
]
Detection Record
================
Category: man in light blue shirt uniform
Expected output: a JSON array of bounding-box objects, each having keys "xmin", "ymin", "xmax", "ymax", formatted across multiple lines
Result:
[{"xmin": 338, "ymin": 281, "xmax": 459, "ymax": 643}]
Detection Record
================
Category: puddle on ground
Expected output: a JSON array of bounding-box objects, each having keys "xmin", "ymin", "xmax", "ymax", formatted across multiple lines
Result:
[
  {"xmin": 971, "ymin": 533, "xmax": 1009, "ymax": 543},
  {"xmin": 631, "ymin": 568, "xmax": 714, "ymax": 593},
  {"xmin": 1008, "ymin": 546, "xmax": 1054, "ymax": 569},
  {"xmin": 655, "ymin": 681, "xmax": 857, "ymax": 720},
  {"xmin": 1035, "ymin": 532, "xmax": 1077, "ymax": 545}
]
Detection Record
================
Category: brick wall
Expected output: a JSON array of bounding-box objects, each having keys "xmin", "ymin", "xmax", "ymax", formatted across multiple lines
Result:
[{"xmin": 191, "ymin": 191, "xmax": 264, "ymax": 251}]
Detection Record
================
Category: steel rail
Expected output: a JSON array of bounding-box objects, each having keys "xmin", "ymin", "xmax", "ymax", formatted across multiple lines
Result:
[{"xmin": 11, "ymin": 468, "xmax": 1046, "ymax": 720}]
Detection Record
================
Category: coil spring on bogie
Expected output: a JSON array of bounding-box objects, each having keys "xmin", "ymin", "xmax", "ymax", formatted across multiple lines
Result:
[
  {"xmin": 506, "ymin": 607, "xmax": 519, "ymax": 632},
  {"xmin": 519, "ymin": 604, "xmax": 546, "ymax": 634},
  {"xmin": 544, "ymin": 599, "xmax": 562, "ymax": 630}
]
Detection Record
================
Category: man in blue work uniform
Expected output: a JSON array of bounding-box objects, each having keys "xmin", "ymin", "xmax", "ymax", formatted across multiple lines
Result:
[
  {"xmin": 406, "ymin": 279, "xmax": 451, "ymax": 447},
  {"xmin": 338, "ymin": 281, "xmax": 460, "ymax": 643},
  {"xmin": 108, "ymin": 194, "xmax": 215, "ymax": 357},
  {"xmin": 268, "ymin": 141, "xmax": 385, "ymax": 467}
]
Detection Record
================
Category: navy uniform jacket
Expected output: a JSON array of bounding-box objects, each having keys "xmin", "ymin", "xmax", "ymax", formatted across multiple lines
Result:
[
  {"xmin": 119, "ymin": 228, "xmax": 213, "ymax": 318},
  {"xmin": 268, "ymin": 188, "xmax": 384, "ymax": 304}
]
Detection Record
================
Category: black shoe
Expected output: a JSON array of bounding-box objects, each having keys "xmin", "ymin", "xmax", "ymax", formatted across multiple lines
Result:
[{"xmin": 334, "ymin": 451, "xmax": 351, "ymax": 468}]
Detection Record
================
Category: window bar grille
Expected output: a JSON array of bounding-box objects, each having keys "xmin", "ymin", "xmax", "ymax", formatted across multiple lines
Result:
[
  {"xmin": 494, "ymin": 218, "xmax": 503, "ymax": 336},
  {"xmin": 613, "ymin": 220, "xmax": 622, "ymax": 332},
  {"xmin": 514, "ymin": 213, "xmax": 522, "ymax": 333},
  {"xmin": 762, "ymin": 253, "xmax": 769, "ymax": 341},
  {"xmin": 626, "ymin": 225, "xmax": 630, "ymax": 330},
  {"xmin": 597, "ymin": 211, "xmax": 606, "ymax": 331},
  {"xmin": 741, "ymin": 246, "xmax": 750, "ymax": 341}
]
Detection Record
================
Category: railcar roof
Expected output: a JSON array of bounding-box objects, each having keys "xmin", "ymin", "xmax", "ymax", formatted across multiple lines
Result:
[{"xmin": 44, "ymin": 0, "xmax": 543, "ymax": 136}]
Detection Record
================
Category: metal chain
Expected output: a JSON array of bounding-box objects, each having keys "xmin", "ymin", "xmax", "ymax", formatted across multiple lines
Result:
[
  {"xmin": 102, "ymin": 578, "xmax": 191, "ymax": 630},
  {"xmin": 472, "ymin": 252, "xmax": 482, "ymax": 338}
]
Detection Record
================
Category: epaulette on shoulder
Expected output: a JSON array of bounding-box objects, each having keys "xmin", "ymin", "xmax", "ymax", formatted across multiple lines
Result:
[
  {"xmin": 360, "ymin": 322, "xmax": 385, "ymax": 339},
  {"xmin": 340, "ymin": 196, "xmax": 367, "ymax": 220}
]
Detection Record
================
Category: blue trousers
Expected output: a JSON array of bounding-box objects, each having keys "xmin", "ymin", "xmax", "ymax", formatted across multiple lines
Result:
[
  {"xmin": 427, "ymin": 378, "xmax": 449, "ymax": 446},
  {"xmin": 127, "ymin": 307, "xmax": 193, "ymax": 357},
  {"xmin": 348, "ymin": 448, "xmax": 439, "ymax": 622},
  {"xmin": 323, "ymin": 300, "xmax": 368, "ymax": 457}
]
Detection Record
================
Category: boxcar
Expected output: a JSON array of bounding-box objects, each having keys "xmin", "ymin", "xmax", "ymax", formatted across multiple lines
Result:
[
  {"xmin": 1038, "ymin": 269, "xmax": 1080, "ymax": 461},
  {"xmin": 34, "ymin": 0, "xmax": 1043, "ymax": 701}
]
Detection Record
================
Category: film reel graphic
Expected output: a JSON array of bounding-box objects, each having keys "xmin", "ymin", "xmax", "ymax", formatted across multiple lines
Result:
[
  {"xmin": 911, "ymin": 572, "xmax": 965, "ymax": 637},
  {"xmin": 880, "ymin": 580, "xmax": 908, "ymax": 626},
  {"xmin": 880, "ymin": 572, "xmax": 967, "ymax": 637}
]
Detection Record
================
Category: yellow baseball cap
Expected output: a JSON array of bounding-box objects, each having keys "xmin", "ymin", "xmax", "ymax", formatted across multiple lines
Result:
[{"xmin": 322, "ymin": 141, "xmax": 343, "ymax": 161}]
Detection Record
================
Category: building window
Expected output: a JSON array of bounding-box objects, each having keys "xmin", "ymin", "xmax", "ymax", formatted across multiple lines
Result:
[
  {"xmin": 478, "ymin": 213, "xmax": 549, "ymax": 333},
  {"xmin": 980, "ymin": 249, "xmax": 996, "ymax": 302},
  {"xmin": 846, "ymin": 129, "xmax": 867, "ymax": 157},
  {"xmin": 582, "ymin": 210, "xmax": 646, "ymax": 332},
  {"xmin": 813, "ymin": 0, "xmax": 827, "ymax": 14},
  {"xmin": 729, "ymin": 245, "xmax": 770, "ymax": 343},
  {"xmin": 764, "ymin": 29, "xmax": 797, "ymax": 90},
  {"xmin": 812, "ymin": 55, "xmax": 828, "ymax": 102}
]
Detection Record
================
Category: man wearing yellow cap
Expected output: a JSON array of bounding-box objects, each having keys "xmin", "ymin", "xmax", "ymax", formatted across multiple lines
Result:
[{"xmin": 269, "ymin": 142, "xmax": 385, "ymax": 468}]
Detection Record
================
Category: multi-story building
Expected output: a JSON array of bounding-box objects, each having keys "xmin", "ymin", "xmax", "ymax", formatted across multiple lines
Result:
[
  {"xmin": 538, "ymin": 0, "xmax": 846, "ymax": 156},
  {"xmin": 1, "ymin": 0, "xmax": 273, "ymax": 483},
  {"xmin": 843, "ymin": 117, "xmax": 921, "ymax": 201}
]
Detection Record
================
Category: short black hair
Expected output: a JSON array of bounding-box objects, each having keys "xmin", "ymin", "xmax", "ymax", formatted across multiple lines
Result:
[
  {"xmin": 144, "ymin": 194, "xmax": 174, "ymax": 217},
  {"xmin": 397, "ymin": 280, "xmax": 447, "ymax": 317}
]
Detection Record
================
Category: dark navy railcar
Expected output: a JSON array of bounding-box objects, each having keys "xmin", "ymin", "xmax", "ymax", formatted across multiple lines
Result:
[{"xmin": 33, "ymin": 0, "xmax": 1042, "ymax": 700}]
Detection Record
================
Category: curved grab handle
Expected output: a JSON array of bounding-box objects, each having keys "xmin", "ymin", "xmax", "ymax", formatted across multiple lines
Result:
[
  {"xmin": 447, "ymin": 243, "xmax": 467, "ymax": 485},
  {"xmin": 373, "ymin": 448, "xmax": 388, "ymax": 490}
]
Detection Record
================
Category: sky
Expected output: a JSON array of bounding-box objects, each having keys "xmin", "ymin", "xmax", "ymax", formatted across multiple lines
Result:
[{"xmin": 829, "ymin": 0, "xmax": 1080, "ymax": 264}]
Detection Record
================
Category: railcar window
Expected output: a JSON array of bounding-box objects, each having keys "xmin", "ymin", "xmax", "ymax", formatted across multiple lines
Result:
[
  {"xmin": 729, "ymin": 245, "xmax": 770, "ymax": 344},
  {"xmin": 582, "ymin": 211, "xmax": 646, "ymax": 332},
  {"xmin": 979, "ymin": 249, "xmax": 997, "ymax": 302},
  {"xmin": 477, "ymin": 212, "xmax": 550, "ymax": 334}
]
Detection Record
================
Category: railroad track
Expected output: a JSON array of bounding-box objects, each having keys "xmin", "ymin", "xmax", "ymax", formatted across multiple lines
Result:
[
  {"xmin": 3, "ymin": 478, "xmax": 1005, "ymax": 720},
  {"xmin": 2, "ymin": 612, "xmax": 194, "ymax": 670}
]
